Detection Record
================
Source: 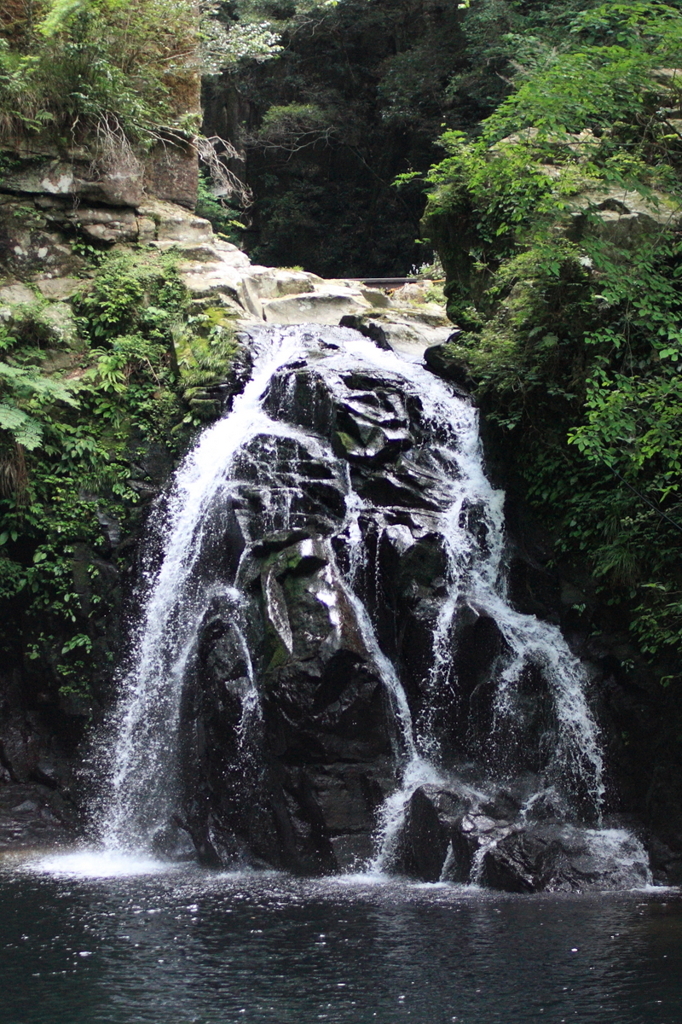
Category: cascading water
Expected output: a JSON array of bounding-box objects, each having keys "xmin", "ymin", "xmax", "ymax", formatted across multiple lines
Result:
[
  {"xmin": 97, "ymin": 331, "xmax": 305, "ymax": 852},
  {"xmin": 95, "ymin": 323, "xmax": 651, "ymax": 890}
]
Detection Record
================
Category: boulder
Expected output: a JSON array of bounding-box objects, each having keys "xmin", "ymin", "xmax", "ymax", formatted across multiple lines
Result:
[
  {"xmin": 263, "ymin": 290, "xmax": 372, "ymax": 325},
  {"xmin": 424, "ymin": 340, "xmax": 470, "ymax": 391},
  {"xmin": 481, "ymin": 824, "xmax": 651, "ymax": 893},
  {"xmin": 393, "ymin": 786, "xmax": 450, "ymax": 881},
  {"xmin": 35, "ymin": 277, "xmax": 82, "ymax": 301},
  {"xmin": 444, "ymin": 812, "xmax": 514, "ymax": 883},
  {"xmin": 139, "ymin": 199, "xmax": 213, "ymax": 245},
  {"xmin": 390, "ymin": 785, "xmax": 518, "ymax": 883},
  {"xmin": 0, "ymin": 283, "xmax": 35, "ymax": 305},
  {"xmin": 389, "ymin": 791, "xmax": 650, "ymax": 892},
  {"xmin": 39, "ymin": 304, "xmax": 79, "ymax": 346},
  {"xmin": 360, "ymin": 286, "xmax": 393, "ymax": 308},
  {"xmin": 339, "ymin": 315, "xmax": 393, "ymax": 350},
  {"xmin": 480, "ymin": 829, "xmax": 560, "ymax": 892},
  {"xmin": 567, "ymin": 189, "xmax": 682, "ymax": 250}
]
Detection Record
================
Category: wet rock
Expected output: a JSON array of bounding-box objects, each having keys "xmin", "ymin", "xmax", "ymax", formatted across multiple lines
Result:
[
  {"xmin": 251, "ymin": 529, "xmax": 315, "ymax": 557},
  {"xmin": 179, "ymin": 516, "xmax": 396, "ymax": 872},
  {"xmin": 264, "ymin": 367, "xmax": 337, "ymax": 437},
  {"xmin": 394, "ymin": 786, "xmax": 449, "ymax": 881},
  {"xmin": 231, "ymin": 433, "xmax": 348, "ymax": 542},
  {"xmin": 444, "ymin": 812, "xmax": 514, "ymax": 883},
  {"xmin": 645, "ymin": 833, "xmax": 682, "ymax": 886},
  {"xmin": 391, "ymin": 784, "xmax": 483, "ymax": 882},
  {"xmin": 481, "ymin": 824, "xmax": 651, "ymax": 893},
  {"xmin": 339, "ymin": 315, "xmax": 393, "ymax": 350},
  {"xmin": 424, "ymin": 340, "xmax": 470, "ymax": 393},
  {"xmin": 0, "ymin": 783, "xmax": 78, "ymax": 850},
  {"xmin": 481, "ymin": 829, "xmax": 560, "ymax": 892},
  {"xmin": 309, "ymin": 763, "xmax": 390, "ymax": 870}
]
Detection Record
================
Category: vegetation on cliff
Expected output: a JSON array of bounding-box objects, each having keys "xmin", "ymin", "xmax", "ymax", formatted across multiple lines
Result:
[
  {"xmin": 0, "ymin": 1, "xmax": 270, "ymax": 709},
  {"xmin": 0, "ymin": 0, "xmax": 200, "ymax": 148},
  {"xmin": 0, "ymin": 247, "xmax": 239, "ymax": 705},
  {"xmin": 420, "ymin": 1, "xmax": 682, "ymax": 668},
  {"xmin": 202, "ymin": 0, "xmax": 619, "ymax": 275},
  {"xmin": 202, "ymin": 0, "xmax": 468, "ymax": 274}
]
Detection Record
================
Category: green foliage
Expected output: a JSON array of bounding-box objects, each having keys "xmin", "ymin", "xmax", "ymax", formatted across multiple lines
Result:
[
  {"xmin": 195, "ymin": 174, "xmax": 246, "ymax": 244},
  {"xmin": 0, "ymin": 302, "xmax": 81, "ymax": 452},
  {"xmin": 255, "ymin": 103, "xmax": 331, "ymax": 148},
  {"xmin": 423, "ymin": 0, "xmax": 682, "ymax": 667},
  {"xmin": 0, "ymin": 0, "xmax": 200, "ymax": 146},
  {"xmin": 179, "ymin": 301, "xmax": 237, "ymax": 359},
  {"xmin": 229, "ymin": 0, "xmax": 466, "ymax": 275},
  {"xmin": 0, "ymin": 361, "xmax": 77, "ymax": 449},
  {"xmin": 0, "ymin": 246, "xmax": 239, "ymax": 699},
  {"xmin": 201, "ymin": 6, "xmax": 282, "ymax": 74},
  {"xmin": 74, "ymin": 248, "xmax": 189, "ymax": 344}
]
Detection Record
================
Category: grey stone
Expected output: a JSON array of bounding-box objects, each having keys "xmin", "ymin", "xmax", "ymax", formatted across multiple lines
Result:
[
  {"xmin": 144, "ymin": 138, "xmax": 199, "ymax": 210},
  {"xmin": 263, "ymin": 290, "xmax": 371, "ymax": 325},
  {"xmin": 138, "ymin": 200, "xmax": 212, "ymax": 245},
  {"xmin": 35, "ymin": 277, "xmax": 82, "ymax": 301},
  {"xmin": 0, "ymin": 284, "xmax": 35, "ymax": 304},
  {"xmin": 40, "ymin": 304, "xmax": 78, "ymax": 345},
  {"xmin": 567, "ymin": 189, "xmax": 682, "ymax": 249}
]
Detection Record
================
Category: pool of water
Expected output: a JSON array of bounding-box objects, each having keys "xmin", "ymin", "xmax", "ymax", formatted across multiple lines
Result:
[{"xmin": 1, "ymin": 853, "xmax": 681, "ymax": 1024}]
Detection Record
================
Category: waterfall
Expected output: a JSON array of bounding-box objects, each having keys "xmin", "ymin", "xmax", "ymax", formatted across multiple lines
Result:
[
  {"xmin": 98, "ymin": 329, "xmax": 307, "ymax": 851},
  {"xmin": 95, "ymin": 323, "xmax": 650, "ymax": 890}
]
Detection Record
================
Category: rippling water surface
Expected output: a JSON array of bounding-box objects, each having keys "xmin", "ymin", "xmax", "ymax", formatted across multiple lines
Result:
[{"xmin": 1, "ymin": 856, "xmax": 681, "ymax": 1024}]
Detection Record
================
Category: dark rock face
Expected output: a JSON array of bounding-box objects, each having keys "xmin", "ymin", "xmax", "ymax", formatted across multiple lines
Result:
[
  {"xmin": 423, "ymin": 339, "xmax": 470, "ymax": 393},
  {"xmin": 171, "ymin": 332, "xmax": 472, "ymax": 873},
  {"xmin": 178, "ymin": 537, "xmax": 397, "ymax": 873},
  {"xmin": 0, "ymin": 783, "xmax": 78, "ymax": 851},
  {"xmin": 0, "ymin": 669, "xmax": 81, "ymax": 850},
  {"xmin": 393, "ymin": 786, "xmax": 454, "ymax": 882}
]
